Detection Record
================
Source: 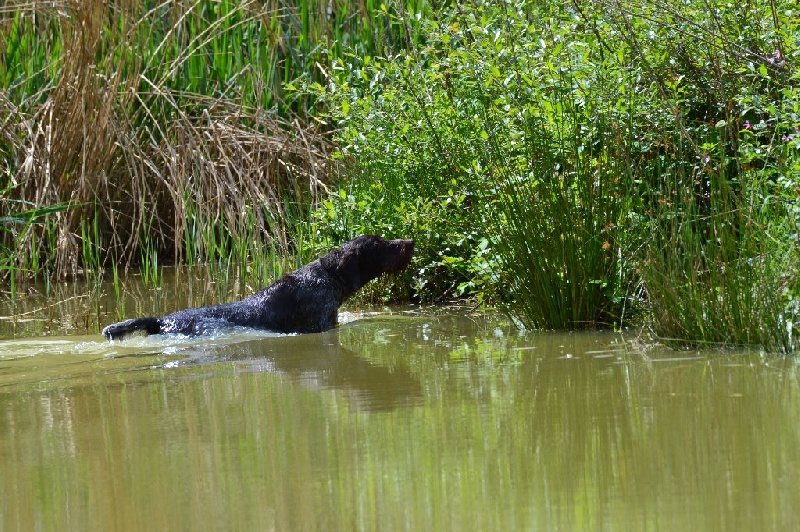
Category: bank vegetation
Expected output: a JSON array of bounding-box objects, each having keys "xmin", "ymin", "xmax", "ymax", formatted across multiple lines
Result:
[{"xmin": 1, "ymin": 0, "xmax": 798, "ymax": 351}]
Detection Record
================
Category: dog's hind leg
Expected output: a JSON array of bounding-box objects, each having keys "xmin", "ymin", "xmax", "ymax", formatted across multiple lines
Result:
[{"xmin": 102, "ymin": 317, "xmax": 162, "ymax": 340}]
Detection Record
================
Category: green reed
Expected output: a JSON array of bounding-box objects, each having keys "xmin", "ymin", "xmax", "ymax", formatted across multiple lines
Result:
[
  {"xmin": 139, "ymin": 218, "xmax": 162, "ymax": 288},
  {"xmin": 0, "ymin": 195, "xmax": 74, "ymax": 299},
  {"xmin": 0, "ymin": 0, "xmax": 429, "ymax": 285},
  {"xmin": 632, "ymin": 131, "xmax": 799, "ymax": 352},
  {"xmin": 598, "ymin": 0, "xmax": 800, "ymax": 351},
  {"xmin": 304, "ymin": 0, "xmax": 798, "ymax": 350},
  {"xmin": 80, "ymin": 204, "xmax": 104, "ymax": 285},
  {"xmin": 490, "ymin": 111, "xmax": 630, "ymax": 330}
]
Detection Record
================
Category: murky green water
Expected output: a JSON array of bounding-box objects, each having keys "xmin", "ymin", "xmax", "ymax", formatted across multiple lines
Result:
[{"xmin": 2, "ymin": 286, "xmax": 800, "ymax": 529}]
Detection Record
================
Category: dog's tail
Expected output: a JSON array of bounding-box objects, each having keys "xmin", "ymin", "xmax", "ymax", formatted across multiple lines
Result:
[{"xmin": 102, "ymin": 317, "xmax": 162, "ymax": 340}]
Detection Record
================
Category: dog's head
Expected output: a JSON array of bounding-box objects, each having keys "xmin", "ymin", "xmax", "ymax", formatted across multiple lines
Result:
[{"xmin": 328, "ymin": 235, "xmax": 414, "ymax": 294}]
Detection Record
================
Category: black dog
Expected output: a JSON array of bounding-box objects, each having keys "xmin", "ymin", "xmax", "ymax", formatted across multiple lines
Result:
[{"xmin": 102, "ymin": 235, "xmax": 414, "ymax": 340}]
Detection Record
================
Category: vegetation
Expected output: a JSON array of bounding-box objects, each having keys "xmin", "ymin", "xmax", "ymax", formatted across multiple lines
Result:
[
  {"xmin": 0, "ymin": 0, "xmax": 428, "ymax": 282},
  {"xmin": 2, "ymin": 0, "xmax": 799, "ymax": 351},
  {"xmin": 308, "ymin": 0, "xmax": 799, "ymax": 350}
]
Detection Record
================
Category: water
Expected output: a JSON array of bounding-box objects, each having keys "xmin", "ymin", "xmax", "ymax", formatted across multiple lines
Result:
[{"xmin": 2, "ymin": 291, "xmax": 800, "ymax": 529}]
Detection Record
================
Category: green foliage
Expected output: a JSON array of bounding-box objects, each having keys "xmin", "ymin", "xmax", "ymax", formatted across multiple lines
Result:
[
  {"xmin": 305, "ymin": 0, "xmax": 800, "ymax": 349},
  {"xmin": 307, "ymin": 2, "xmax": 634, "ymax": 321},
  {"xmin": 0, "ymin": 185, "xmax": 75, "ymax": 293},
  {"xmin": 2, "ymin": 0, "xmax": 799, "ymax": 351},
  {"xmin": 306, "ymin": 10, "xmax": 506, "ymax": 303},
  {"xmin": 602, "ymin": 0, "xmax": 800, "ymax": 350},
  {"xmin": 445, "ymin": 4, "xmax": 636, "ymax": 328},
  {"xmin": 633, "ymin": 129, "xmax": 799, "ymax": 352},
  {"xmin": 0, "ymin": 0, "xmax": 432, "ymax": 282}
]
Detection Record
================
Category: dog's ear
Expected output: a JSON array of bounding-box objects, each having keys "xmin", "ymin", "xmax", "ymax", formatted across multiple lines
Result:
[{"xmin": 336, "ymin": 247, "xmax": 362, "ymax": 293}]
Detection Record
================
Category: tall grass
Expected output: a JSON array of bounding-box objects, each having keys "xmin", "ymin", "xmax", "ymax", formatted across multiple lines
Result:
[
  {"xmin": 599, "ymin": 0, "xmax": 800, "ymax": 351},
  {"xmin": 0, "ymin": 0, "xmax": 430, "ymax": 285},
  {"xmin": 306, "ymin": 0, "xmax": 799, "ymax": 350},
  {"xmin": 490, "ymin": 110, "xmax": 630, "ymax": 329},
  {"xmin": 637, "ymin": 154, "xmax": 797, "ymax": 352}
]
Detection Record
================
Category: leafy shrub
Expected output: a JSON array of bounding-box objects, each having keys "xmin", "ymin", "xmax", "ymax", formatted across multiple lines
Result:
[
  {"xmin": 306, "ymin": 2, "xmax": 635, "ymax": 323},
  {"xmin": 601, "ymin": 0, "xmax": 800, "ymax": 350},
  {"xmin": 307, "ymin": 0, "xmax": 800, "ymax": 350}
]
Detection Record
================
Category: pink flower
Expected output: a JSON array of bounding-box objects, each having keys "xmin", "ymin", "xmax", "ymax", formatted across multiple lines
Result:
[
  {"xmin": 768, "ymin": 50, "xmax": 785, "ymax": 68},
  {"xmin": 744, "ymin": 120, "xmax": 751, "ymax": 130}
]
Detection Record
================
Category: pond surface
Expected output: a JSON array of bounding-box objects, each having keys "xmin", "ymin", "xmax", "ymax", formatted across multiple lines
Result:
[{"xmin": 1, "ymin": 278, "xmax": 800, "ymax": 530}]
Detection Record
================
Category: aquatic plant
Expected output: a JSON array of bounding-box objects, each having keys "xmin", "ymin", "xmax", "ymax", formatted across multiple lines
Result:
[
  {"xmin": 307, "ymin": 2, "xmax": 634, "ymax": 322},
  {"xmin": 597, "ymin": 0, "xmax": 800, "ymax": 351},
  {"xmin": 2, "ymin": 0, "xmax": 798, "ymax": 352},
  {"xmin": 304, "ymin": 0, "xmax": 800, "ymax": 349},
  {"xmin": 0, "ymin": 0, "xmax": 429, "ymax": 283}
]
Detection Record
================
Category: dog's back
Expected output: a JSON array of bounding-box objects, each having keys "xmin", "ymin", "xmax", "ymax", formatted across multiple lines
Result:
[{"xmin": 102, "ymin": 235, "xmax": 414, "ymax": 341}]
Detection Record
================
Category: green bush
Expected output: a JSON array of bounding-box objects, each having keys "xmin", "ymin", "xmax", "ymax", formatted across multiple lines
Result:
[
  {"xmin": 306, "ymin": 0, "xmax": 800, "ymax": 349},
  {"xmin": 602, "ymin": 0, "xmax": 800, "ymax": 350},
  {"xmin": 306, "ymin": 2, "xmax": 635, "ymax": 322}
]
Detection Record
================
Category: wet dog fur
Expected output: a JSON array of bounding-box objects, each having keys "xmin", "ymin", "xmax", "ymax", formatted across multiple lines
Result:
[{"xmin": 102, "ymin": 235, "xmax": 414, "ymax": 340}]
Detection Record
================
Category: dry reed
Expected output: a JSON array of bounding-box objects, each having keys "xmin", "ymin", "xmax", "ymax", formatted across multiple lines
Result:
[{"xmin": 1, "ymin": 0, "xmax": 341, "ymax": 280}]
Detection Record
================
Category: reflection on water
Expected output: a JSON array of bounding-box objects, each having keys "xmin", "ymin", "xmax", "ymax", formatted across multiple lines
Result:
[{"xmin": 1, "ymin": 307, "xmax": 800, "ymax": 530}]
